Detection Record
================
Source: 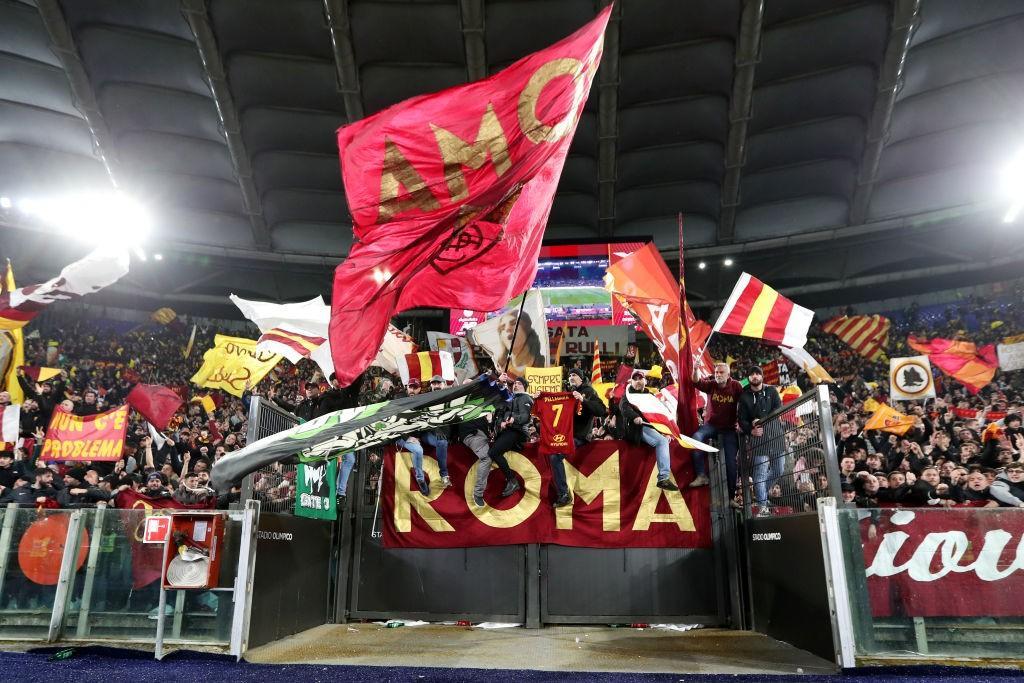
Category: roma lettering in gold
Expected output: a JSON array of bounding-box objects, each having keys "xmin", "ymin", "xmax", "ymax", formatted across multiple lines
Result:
[
  {"xmin": 555, "ymin": 451, "xmax": 620, "ymax": 531},
  {"xmin": 465, "ymin": 452, "xmax": 541, "ymax": 528},
  {"xmin": 632, "ymin": 467, "xmax": 695, "ymax": 532},
  {"xmin": 378, "ymin": 137, "xmax": 441, "ymax": 222},
  {"xmin": 393, "ymin": 450, "xmax": 454, "ymax": 533},
  {"xmin": 431, "ymin": 103, "xmax": 511, "ymax": 203}
]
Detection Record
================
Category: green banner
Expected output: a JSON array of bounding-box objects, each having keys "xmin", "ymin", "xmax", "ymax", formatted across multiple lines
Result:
[{"xmin": 295, "ymin": 458, "xmax": 337, "ymax": 520}]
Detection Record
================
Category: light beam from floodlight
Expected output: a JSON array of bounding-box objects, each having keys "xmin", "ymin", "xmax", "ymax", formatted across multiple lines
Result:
[
  {"xmin": 1001, "ymin": 152, "xmax": 1024, "ymax": 223},
  {"xmin": 17, "ymin": 192, "xmax": 152, "ymax": 245}
]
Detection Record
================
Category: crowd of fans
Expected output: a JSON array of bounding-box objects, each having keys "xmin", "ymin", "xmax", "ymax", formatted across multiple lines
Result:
[{"xmin": 1, "ymin": 280, "xmax": 1023, "ymax": 516}]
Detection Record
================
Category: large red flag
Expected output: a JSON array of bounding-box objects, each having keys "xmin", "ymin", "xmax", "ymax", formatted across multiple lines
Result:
[
  {"xmin": 126, "ymin": 383, "xmax": 184, "ymax": 431},
  {"xmin": 329, "ymin": 9, "xmax": 611, "ymax": 386}
]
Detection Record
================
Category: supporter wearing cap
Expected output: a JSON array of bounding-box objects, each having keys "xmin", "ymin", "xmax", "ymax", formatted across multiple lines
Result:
[
  {"xmin": 617, "ymin": 370, "xmax": 678, "ymax": 491},
  {"xmin": 738, "ymin": 366, "xmax": 782, "ymax": 516},
  {"xmin": 840, "ymin": 482, "xmax": 856, "ymax": 505},
  {"xmin": 691, "ymin": 362, "xmax": 743, "ymax": 495},
  {"xmin": 144, "ymin": 471, "xmax": 172, "ymax": 499},
  {"xmin": 486, "ymin": 376, "xmax": 535, "ymax": 498}
]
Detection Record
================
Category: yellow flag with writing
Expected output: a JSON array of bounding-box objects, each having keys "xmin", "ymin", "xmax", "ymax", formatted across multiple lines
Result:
[{"xmin": 190, "ymin": 334, "xmax": 281, "ymax": 397}]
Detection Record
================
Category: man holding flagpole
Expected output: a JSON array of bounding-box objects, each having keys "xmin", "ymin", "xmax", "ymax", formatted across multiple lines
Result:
[{"xmin": 618, "ymin": 370, "xmax": 678, "ymax": 491}]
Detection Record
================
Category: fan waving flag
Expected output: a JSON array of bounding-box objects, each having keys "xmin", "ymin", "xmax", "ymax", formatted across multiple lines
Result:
[
  {"xmin": 713, "ymin": 273, "xmax": 814, "ymax": 347},
  {"xmin": 329, "ymin": 9, "xmax": 610, "ymax": 386}
]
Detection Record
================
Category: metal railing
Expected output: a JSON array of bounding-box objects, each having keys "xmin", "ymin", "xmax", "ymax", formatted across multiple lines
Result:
[
  {"xmin": 241, "ymin": 397, "xmax": 301, "ymax": 513},
  {"xmin": 738, "ymin": 385, "xmax": 841, "ymax": 518}
]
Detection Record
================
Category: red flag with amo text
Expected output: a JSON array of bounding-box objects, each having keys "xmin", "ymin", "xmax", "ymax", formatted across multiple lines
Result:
[{"xmin": 329, "ymin": 9, "xmax": 611, "ymax": 386}]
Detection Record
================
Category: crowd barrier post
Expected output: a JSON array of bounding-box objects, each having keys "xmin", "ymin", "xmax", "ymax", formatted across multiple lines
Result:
[
  {"xmin": 0, "ymin": 502, "xmax": 18, "ymax": 600},
  {"xmin": 229, "ymin": 499, "xmax": 261, "ymax": 659},
  {"xmin": 817, "ymin": 497, "xmax": 857, "ymax": 667},
  {"xmin": 814, "ymin": 385, "xmax": 843, "ymax": 501},
  {"xmin": 75, "ymin": 503, "xmax": 108, "ymax": 638},
  {"xmin": 47, "ymin": 509, "xmax": 84, "ymax": 642}
]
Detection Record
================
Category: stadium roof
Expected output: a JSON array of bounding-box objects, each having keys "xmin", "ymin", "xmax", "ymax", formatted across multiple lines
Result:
[{"xmin": 1, "ymin": 0, "xmax": 1022, "ymax": 316}]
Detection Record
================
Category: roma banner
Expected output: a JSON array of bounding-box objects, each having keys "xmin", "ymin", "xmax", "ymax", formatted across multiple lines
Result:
[
  {"xmin": 862, "ymin": 509, "xmax": 1024, "ymax": 618},
  {"xmin": 524, "ymin": 366, "xmax": 563, "ymax": 396},
  {"xmin": 190, "ymin": 334, "xmax": 281, "ymax": 397},
  {"xmin": 329, "ymin": 10, "xmax": 610, "ymax": 386},
  {"xmin": 115, "ymin": 490, "xmax": 216, "ymax": 589},
  {"xmin": 382, "ymin": 440, "xmax": 711, "ymax": 549},
  {"xmin": 211, "ymin": 377, "xmax": 507, "ymax": 491},
  {"xmin": 40, "ymin": 405, "xmax": 129, "ymax": 462}
]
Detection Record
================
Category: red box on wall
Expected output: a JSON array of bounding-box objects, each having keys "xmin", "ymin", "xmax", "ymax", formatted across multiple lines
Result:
[{"xmin": 161, "ymin": 513, "xmax": 225, "ymax": 590}]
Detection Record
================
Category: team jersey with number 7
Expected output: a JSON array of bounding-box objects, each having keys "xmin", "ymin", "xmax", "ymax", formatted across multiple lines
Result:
[{"xmin": 531, "ymin": 392, "xmax": 581, "ymax": 456}]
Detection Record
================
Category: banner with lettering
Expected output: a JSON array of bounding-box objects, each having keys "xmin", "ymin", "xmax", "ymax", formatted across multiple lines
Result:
[
  {"xmin": 382, "ymin": 440, "xmax": 711, "ymax": 549},
  {"xmin": 861, "ymin": 508, "xmax": 1024, "ymax": 618},
  {"xmin": 523, "ymin": 366, "xmax": 563, "ymax": 396},
  {"xmin": 190, "ymin": 334, "xmax": 281, "ymax": 397},
  {"xmin": 295, "ymin": 459, "xmax": 337, "ymax": 520},
  {"xmin": 40, "ymin": 405, "xmax": 130, "ymax": 462}
]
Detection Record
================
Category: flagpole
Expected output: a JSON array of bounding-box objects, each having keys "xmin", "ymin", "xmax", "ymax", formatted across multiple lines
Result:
[{"xmin": 503, "ymin": 290, "xmax": 530, "ymax": 375}]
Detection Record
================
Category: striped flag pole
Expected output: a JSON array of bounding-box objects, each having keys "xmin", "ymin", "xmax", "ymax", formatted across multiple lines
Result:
[{"xmin": 590, "ymin": 340, "xmax": 602, "ymax": 384}]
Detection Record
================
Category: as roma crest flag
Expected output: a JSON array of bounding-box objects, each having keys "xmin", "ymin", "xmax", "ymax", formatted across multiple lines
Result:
[{"xmin": 329, "ymin": 9, "xmax": 611, "ymax": 386}]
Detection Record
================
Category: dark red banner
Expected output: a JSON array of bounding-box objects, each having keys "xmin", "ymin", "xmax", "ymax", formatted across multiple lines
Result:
[
  {"xmin": 382, "ymin": 440, "xmax": 711, "ymax": 549},
  {"xmin": 862, "ymin": 508, "xmax": 1024, "ymax": 618}
]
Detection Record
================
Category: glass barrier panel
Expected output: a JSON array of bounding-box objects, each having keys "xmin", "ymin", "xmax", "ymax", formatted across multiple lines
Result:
[
  {"xmin": 0, "ymin": 506, "xmax": 75, "ymax": 639},
  {"xmin": 836, "ymin": 506, "xmax": 1024, "ymax": 660},
  {"xmin": 60, "ymin": 509, "xmax": 238, "ymax": 645}
]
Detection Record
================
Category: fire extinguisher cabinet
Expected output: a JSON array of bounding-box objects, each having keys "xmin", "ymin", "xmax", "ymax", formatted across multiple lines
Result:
[{"xmin": 161, "ymin": 512, "xmax": 226, "ymax": 590}]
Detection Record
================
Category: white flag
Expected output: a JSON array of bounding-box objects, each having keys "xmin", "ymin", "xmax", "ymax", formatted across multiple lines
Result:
[
  {"xmin": 890, "ymin": 355, "xmax": 936, "ymax": 401},
  {"xmin": 1, "ymin": 248, "xmax": 129, "ymax": 330},
  {"xmin": 779, "ymin": 345, "xmax": 834, "ymax": 385},
  {"xmin": 1, "ymin": 405, "xmax": 20, "ymax": 444},
  {"xmin": 468, "ymin": 290, "xmax": 548, "ymax": 377},
  {"xmin": 230, "ymin": 294, "xmax": 417, "ymax": 379}
]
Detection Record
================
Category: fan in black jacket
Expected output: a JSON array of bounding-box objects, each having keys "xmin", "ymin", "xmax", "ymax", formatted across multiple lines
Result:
[
  {"xmin": 737, "ymin": 366, "xmax": 782, "ymax": 513},
  {"xmin": 567, "ymin": 369, "xmax": 607, "ymax": 445}
]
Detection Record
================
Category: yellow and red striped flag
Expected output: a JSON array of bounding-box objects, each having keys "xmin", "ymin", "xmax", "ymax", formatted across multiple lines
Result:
[
  {"xmin": 590, "ymin": 340, "xmax": 601, "ymax": 384},
  {"xmin": 399, "ymin": 351, "xmax": 455, "ymax": 386},
  {"xmin": 713, "ymin": 273, "xmax": 814, "ymax": 348},
  {"xmin": 822, "ymin": 314, "xmax": 890, "ymax": 361}
]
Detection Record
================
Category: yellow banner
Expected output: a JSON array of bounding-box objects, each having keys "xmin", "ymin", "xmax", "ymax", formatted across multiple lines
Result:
[
  {"xmin": 190, "ymin": 334, "xmax": 281, "ymax": 397},
  {"xmin": 863, "ymin": 404, "xmax": 915, "ymax": 436},
  {"xmin": 523, "ymin": 366, "xmax": 563, "ymax": 397}
]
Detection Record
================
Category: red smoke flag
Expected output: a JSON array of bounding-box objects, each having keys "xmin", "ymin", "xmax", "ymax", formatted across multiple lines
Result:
[
  {"xmin": 713, "ymin": 273, "xmax": 814, "ymax": 347},
  {"xmin": 127, "ymin": 383, "xmax": 184, "ymax": 432},
  {"xmin": 907, "ymin": 336, "xmax": 998, "ymax": 395},
  {"xmin": 329, "ymin": 9, "xmax": 610, "ymax": 386}
]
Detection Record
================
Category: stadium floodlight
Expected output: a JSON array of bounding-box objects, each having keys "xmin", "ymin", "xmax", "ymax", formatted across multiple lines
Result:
[
  {"xmin": 15, "ymin": 191, "xmax": 152, "ymax": 245},
  {"xmin": 154, "ymin": 253, "xmax": 163, "ymax": 261},
  {"xmin": 0, "ymin": 197, "xmax": 10, "ymax": 210},
  {"xmin": 1001, "ymin": 151, "xmax": 1024, "ymax": 223},
  {"xmin": 723, "ymin": 258, "xmax": 734, "ymax": 266},
  {"xmin": 698, "ymin": 261, "xmax": 707, "ymax": 270}
]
